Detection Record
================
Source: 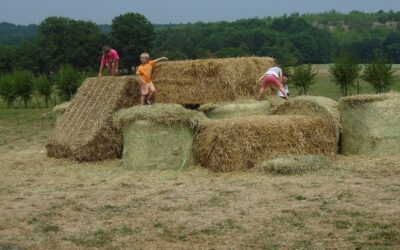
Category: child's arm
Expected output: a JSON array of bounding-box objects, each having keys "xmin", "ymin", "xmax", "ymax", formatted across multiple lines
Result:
[
  {"xmin": 154, "ymin": 57, "xmax": 169, "ymax": 63},
  {"xmin": 98, "ymin": 64, "xmax": 104, "ymax": 77}
]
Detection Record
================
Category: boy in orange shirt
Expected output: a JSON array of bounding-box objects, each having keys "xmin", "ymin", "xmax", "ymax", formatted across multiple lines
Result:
[{"xmin": 135, "ymin": 53, "xmax": 168, "ymax": 105}]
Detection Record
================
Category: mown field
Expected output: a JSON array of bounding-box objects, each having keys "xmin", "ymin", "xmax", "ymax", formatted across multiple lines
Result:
[{"xmin": 0, "ymin": 106, "xmax": 400, "ymax": 248}]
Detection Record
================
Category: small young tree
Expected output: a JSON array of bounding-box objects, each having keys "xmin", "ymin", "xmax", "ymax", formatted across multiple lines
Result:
[
  {"xmin": 290, "ymin": 64, "xmax": 317, "ymax": 95},
  {"xmin": 362, "ymin": 55, "xmax": 397, "ymax": 94},
  {"xmin": 0, "ymin": 74, "xmax": 16, "ymax": 108},
  {"xmin": 13, "ymin": 70, "xmax": 34, "ymax": 108},
  {"xmin": 54, "ymin": 65, "xmax": 83, "ymax": 101},
  {"xmin": 329, "ymin": 55, "xmax": 361, "ymax": 96},
  {"xmin": 33, "ymin": 74, "xmax": 53, "ymax": 108}
]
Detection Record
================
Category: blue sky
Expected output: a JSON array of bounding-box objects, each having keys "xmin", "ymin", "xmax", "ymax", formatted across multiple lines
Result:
[{"xmin": 1, "ymin": 0, "xmax": 399, "ymax": 25}]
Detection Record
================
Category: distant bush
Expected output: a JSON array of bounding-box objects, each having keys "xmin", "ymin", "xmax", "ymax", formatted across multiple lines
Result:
[
  {"xmin": 329, "ymin": 55, "xmax": 361, "ymax": 96},
  {"xmin": 290, "ymin": 64, "xmax": 317, "ymax": 95},
  {"xmin": 0, "ymin": 74, "xmax": 16, "ymax": 108},
  {"xmin": 13, "ymin": 70, "xmax": 34, "ymax": 108},
  {"xmin": 362, "ymin": 55, "xmax": 397, "ymax": 94}
]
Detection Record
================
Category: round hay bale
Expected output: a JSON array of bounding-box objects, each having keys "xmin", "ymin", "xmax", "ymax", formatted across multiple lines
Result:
[
  {"xmin": 193, "ymin": 115, "xmax": 337, "ymax": 172},
  {"xmin": 153, "ymin": 57, "xmax": 275, "ymax": 104},
  {"xmin": 53, "ymin": 101, "xmax": 71, "ymax": 124},
  {"xmin": 114, "ymin": 104, "xmax": 206, "ymax": 170},
  {"xmin": 254, "ymin": 155, "xmax": 333, "ymax": 175},
  {"xmin": 271, "ymin": 96, "xmax": 341, "ymax": 145},
  {"xmin": 53, "ymin": 101, "xmax": 71, "ymax": 114},
  {"xmin": 339, "ymin": 92, "xmax": 400, "ymax": 156}
]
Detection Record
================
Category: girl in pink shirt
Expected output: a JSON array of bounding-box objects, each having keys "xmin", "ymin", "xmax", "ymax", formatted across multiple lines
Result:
[{"xmin": 98, "ymin": 46, "xmax": 119, "ymax": 77}]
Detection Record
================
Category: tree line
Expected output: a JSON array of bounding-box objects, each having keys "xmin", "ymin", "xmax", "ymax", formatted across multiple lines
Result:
[{"xmin": 0, "ymin": 11, "xmax": 399, "ymax": 108}]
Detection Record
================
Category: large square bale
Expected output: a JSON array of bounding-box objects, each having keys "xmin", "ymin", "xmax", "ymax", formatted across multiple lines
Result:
[
  {"xmin": 193, "ymin": 115, "xmax": 337, "ymax": 172},
  {"xmin": 47, "ymin": 76, "xmax": 140, "ymax": 162},
  {"xmin": 153, "ymin": 57, "xmax": 275, "ymax": 104},
  {"xmin": 114, "ymin": 104, "xmax": 206, "ymax": 170},
  {"xmin": 339, "ymin": 92, "xmax": 400, "ymax": 155}
]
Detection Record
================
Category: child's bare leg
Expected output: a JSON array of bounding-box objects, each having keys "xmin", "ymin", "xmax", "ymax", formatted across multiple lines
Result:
[
  {"xmin": 140, "ymin": 95, "xmax": 146, "ymax": 105},
  {"xmin": 147, "ymin": 89, "xmax": 156, "ymax": 101},
  {"xmin": 110, "ymin": 63, "xmax": 116, "ymax": 76},
  {"xmin": 257, "ymin": 87, "xmax": 266, "ymax": 101}
]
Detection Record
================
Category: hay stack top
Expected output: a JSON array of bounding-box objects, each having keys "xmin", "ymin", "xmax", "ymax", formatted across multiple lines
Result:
[
  {"xmin": 152, "ymin": 57, "xmax": 275, "ymax": 104},
  {"xmin": 115, "ymin": 104, "xmax": 206, "ymax": 129}
]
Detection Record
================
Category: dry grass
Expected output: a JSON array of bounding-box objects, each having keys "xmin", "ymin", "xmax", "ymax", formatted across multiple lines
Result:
[
  {"xmin": 1, "ymin": 109, "xmax": 400, "ymax": 249},
  {"xmin": 194, "ymin": 115, "xmax": 337, "ymax": 172},
  {"xmin": 254, "ymin": 155, "xmax": 333, "ymax": 175},
  {"xmin": 153, "ymin": 57, "xmax": 275, "ymax": 104}
]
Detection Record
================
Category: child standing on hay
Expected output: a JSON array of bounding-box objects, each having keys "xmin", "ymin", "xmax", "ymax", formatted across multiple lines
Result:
[
  {"xmin": 136, "ymin": 52, "xmax": 169, "ymax": 105},
  {"xmin": 98, "ymin": 46, "xmax": 119, "ymax": 77},
  {"xmin": 257, "ymin": 64, "xmax": 289, "ymax": 101}
]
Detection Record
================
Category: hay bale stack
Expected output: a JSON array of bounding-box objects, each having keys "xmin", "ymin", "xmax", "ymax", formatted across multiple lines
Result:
[
  {"xmin": 53, "ymin": 101, "xmax": 71, "ymax": 124},
  {"xmin": 272, "ymin": 96, "xmax": 341, "ymax": 144},
  {"xmin": 114, "ymin": 104, "xmax": 206, "ymax": 170},
  {"xmin": 193, "ymin": 115, "xmax": 337, "ymax": 172},
  {"xmin": 153, "ymin": 57, "xmax": 275, "ymax": 104},
  {"xmin": 47, "ymin": 76, "xmax": 140, "ymax": 161},
  {"xmin": 339, "ymin": 92, "xmax": 400, "ymax": 156}
]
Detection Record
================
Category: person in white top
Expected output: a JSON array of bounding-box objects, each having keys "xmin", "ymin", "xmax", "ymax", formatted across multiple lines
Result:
[
  {"xmin": 256, "ymin": 63, "xmax": 289, "ymax": 101},
  {"xmin": 277, "ymin": 73, "xmax": 289, "ymax": 98}
]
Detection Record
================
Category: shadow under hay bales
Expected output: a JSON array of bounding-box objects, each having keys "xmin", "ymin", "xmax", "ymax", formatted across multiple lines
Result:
[
  {"xmin": 339, "ymin": 92, "xmax": 400, "ymax": 156},
  {"xmin": 193, "ymin": 115, "xmax": 337, "ymax": 172},
  {"xmin": 46, "ymin": 76, "xmax": 141, "ymax": 162}
]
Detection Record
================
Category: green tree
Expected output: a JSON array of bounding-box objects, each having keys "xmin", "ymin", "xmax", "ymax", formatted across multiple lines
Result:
[
  {"xmin": 54, "ymin": 65, "xmax": 83, "ymax": 101},
  {"xmin": 13, "ymin": 70, "xmax": 34, "ymax": 108},
  {"xmin": 112, "ymin": 13, "xmax": 155, "ymax": 67},
  {"xmin": 291, "ymin": 64, "xmax": 317, "ymax": 95},
  {"xmin": 329, "ymin": 55, "xmax": 361, "ymax": 96},
  {"xmin": 37, "ymin": 17, "xmax": 103, "ymax": 73},
  {"xmin": 0, "ymin": 46, "xmax": 15, "ymax": 73},
  {"xmin": 0, "ymin": 74, "xmax": 16, "ymax": 108},
  {"xmin": 33, "ymin": 74, "xmax": 53, "ymax": 107},
  {"xmin": 362, "ymin": 55, "xmax": 397, "ymax": 93}
]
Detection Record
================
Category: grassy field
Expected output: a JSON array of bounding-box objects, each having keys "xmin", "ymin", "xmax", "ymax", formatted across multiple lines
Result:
[{"xmin": 1, "ymin": 108, "xmax": 400, "ymax": 248}]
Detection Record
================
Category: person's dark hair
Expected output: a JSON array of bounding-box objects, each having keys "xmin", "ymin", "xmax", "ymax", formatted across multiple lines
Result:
[
  {"xmin": 102, "ymin": 45, "xmax": 111, "ymax": 53},
  {"xmin": 283, "ymin": 72, "xmax": 289, "ymax": 78}
]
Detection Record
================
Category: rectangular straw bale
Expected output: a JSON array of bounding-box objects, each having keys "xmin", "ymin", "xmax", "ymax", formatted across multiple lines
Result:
[
  {"xmin": 152, "ymin": 57, "xmax": 275, "ymax": 104},
  {"xmin": 193, "ymin": 115, "xmax": 337, "ymax": 172},
  {"xmin": 46, "ymin": 76, "xmax": 140, "ymax": 161}
]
